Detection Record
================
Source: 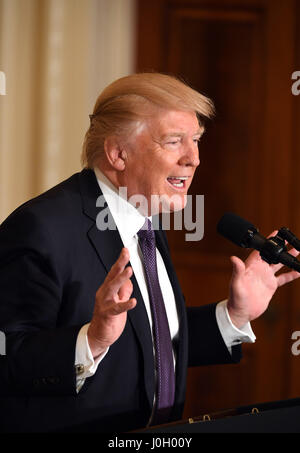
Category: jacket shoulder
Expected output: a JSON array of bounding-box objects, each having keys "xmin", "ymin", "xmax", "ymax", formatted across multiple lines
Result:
[{"xmin": 1, "ymin": 169, "xmax": 98, "ymax": 226}]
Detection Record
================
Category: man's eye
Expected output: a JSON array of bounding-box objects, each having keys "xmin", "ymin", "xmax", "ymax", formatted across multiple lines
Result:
[{"xmin": 167, "ymin": 140, "xmax": 180, "ymax": 146}]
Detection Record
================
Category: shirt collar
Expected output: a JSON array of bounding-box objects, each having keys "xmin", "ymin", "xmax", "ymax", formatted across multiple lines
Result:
[{"xmin": 94, "ymin": 167, "xmax": 148, "ymax": 246}]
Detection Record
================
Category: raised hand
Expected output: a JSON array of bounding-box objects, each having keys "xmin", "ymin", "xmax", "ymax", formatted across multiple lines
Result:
[
  {"xmin": 227, "ymin": 233, "xmax": 300, "ymax": 329},
  {"xmin": 87, "ymin": 248, "xmax": 136, "ymax": 358}
]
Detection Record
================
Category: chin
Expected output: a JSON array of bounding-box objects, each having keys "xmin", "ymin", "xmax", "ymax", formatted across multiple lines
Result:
[{"xmin": 158, "ymin": 193, "xmax": 187, "ymax": 213}]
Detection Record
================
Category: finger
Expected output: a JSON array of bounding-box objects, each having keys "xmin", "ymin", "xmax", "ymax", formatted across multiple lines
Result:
[
  {"xmin": 230, "ymin": 256, "xmax": 246, "ymax": 277},
  {"xmin": 110, "ymin": 298, "xmax": 137, "ymax": 316},
  {"xmin": 287, "ymin": 248, "xmax": 300, "ymax": 258},
  {"xmin": 267, "ymin": 230, "xmax": 278, "ymax": 238},
  {"xmin": 118, "ymin": 278, "xmax": 133, "ymax": 300},
  {"xmin": 105, "ymin": 266, "xmax": 133, "ymax": 298},
  {"xmin": 277, "ymin": 269, "xmax": 300, "ymax": 287},
  {"xmin": 105, "ymin": 248, "xmax": 130, "ymax": 283}
]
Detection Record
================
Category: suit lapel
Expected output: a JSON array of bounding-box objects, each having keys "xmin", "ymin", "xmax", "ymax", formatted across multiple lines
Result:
[
  {"xmin": 79, "ymin": 168, "xmax": 125, "ymax": 273},
  {"xmin": 79, "ymin": 169, "xmax": 155, "ymax": 408}
]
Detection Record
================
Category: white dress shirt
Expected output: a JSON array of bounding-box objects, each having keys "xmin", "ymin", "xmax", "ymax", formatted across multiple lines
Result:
[{"xmin": 75, "ymin": 169, "xmax": 256, "ymax": 390}]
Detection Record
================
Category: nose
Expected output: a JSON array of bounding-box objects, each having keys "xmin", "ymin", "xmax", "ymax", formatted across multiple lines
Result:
[{"xmin": 178, "ymin": 140, "xmax": 200, "ymax": 168}]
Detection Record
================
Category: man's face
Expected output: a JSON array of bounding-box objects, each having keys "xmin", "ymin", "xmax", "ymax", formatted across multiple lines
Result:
[{"xmin": 121, "ymin": 110, "xmax": 203, "ymax": 215}]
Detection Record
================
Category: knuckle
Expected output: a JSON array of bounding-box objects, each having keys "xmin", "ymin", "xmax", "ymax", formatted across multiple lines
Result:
[
  {"xmin": 111, "ymin": 260, "xmax": 121, "ymax": 272},
  {"xmin": 128, "ymin": 279, "xmax": 133, "ymax": 291}
]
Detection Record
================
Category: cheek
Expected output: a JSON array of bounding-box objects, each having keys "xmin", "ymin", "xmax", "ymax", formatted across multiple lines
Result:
[
  {"xmin": 139, "ymin": 160, "xmax": 167, "ymax": 183},
  {"xmin": 152, "ymin": 154, "xmax": 178, "ymax": 176},
  {"xmin": 127, "ymin": 147, "xmax": 178, "ymax": 189}
]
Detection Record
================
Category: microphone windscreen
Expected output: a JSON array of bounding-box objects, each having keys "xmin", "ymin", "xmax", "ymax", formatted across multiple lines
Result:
[{"xmin": 217, "ymin": 212, "xmax": 257, "ymax": 247}]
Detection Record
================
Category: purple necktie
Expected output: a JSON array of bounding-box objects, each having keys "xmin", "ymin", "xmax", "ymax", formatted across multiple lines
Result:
[{"xmin": 138, "ymin": 218, "xmax": 175, "ymax": 425}]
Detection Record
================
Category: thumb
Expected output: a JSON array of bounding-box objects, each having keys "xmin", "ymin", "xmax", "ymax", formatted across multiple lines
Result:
[{"xmin": 230, "ymin": 255, "xmax": 245, "ymax": 278}]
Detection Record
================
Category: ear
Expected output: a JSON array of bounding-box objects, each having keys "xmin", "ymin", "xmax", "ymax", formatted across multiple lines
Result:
[{"xmin": 104, "ymin": 136, "xmax": 127, "ymax": 171}]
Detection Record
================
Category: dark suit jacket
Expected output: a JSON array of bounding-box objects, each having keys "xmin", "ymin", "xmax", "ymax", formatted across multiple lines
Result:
[{"xmin": 0, "ymin": 169, "xmax": 240, "ymax": 432}]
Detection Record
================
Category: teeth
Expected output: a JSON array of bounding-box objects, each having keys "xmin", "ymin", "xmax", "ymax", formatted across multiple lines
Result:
[{"xmin": 167, "ymin": 177, "xmax": 187, "ymax": 188}]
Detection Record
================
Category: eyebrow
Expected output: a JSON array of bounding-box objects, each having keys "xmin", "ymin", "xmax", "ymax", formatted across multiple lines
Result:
[{"xmin": 161, "ymin": 128, "xmax": 204, "ymax": 140}]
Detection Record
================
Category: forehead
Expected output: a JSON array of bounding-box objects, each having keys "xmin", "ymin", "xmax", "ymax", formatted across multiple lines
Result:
[{"xmin": 147, "ymin": 110, "xmax": 201, "ymax": 136}]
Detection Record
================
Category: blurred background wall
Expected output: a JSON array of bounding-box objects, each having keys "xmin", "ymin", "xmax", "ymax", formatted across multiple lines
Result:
[
  {"xmin": 0, "ymin": 0, "xmax": 136, "ymax": 221},
  {"xmin": 136, "ymin": 0, "xmax": 300, "ymax": 419},
  {"xmin": 1, "ymin": 0, "xmax": 300, "ymax": 422}
]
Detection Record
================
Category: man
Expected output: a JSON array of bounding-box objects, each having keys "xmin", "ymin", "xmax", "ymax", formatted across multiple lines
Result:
[{"xmin": 0, "ymin": 73, "xmax": 299, "ymax": 432}]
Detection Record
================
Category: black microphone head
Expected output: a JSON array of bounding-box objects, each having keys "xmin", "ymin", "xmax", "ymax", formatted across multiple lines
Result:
[{"xmin": 217, "ymin": 212, "xmax": 258, "ymax": 248}]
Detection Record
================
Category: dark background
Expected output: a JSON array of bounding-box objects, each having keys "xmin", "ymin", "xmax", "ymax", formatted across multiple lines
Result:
[{"xmin": 136, "ymin": 0, "xmax": 300, "ymax": 419}]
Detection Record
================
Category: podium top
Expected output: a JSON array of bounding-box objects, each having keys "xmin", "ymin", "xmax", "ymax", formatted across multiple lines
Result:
[{"xmin": 137, "ymin": 397, "xmax": 300, "ymax": 433}]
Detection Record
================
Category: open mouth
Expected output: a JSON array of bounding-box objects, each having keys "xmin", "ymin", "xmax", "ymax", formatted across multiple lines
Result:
[{"xmin": 166, "ymin": 176, "xmax": 189, "ymax": 189}]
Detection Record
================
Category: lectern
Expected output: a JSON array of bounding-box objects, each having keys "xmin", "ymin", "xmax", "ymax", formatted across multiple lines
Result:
[{"xmin": 138, "ymin": 398, "xmax": 300, "ymax": 433}]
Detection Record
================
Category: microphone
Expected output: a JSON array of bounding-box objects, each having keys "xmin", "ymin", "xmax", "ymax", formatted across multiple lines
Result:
[
  {"xmin": 217, "ymin": 212, "xmax": 300, "ymax": 273},
  {"xmin": 278, "ymin": 227, "xmax": 300, "ymax": 252}
]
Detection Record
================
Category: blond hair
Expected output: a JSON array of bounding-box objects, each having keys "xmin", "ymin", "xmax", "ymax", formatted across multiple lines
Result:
[{"xmin": 81, "ymin": 73, "xmax": 214, "ymax": 168}]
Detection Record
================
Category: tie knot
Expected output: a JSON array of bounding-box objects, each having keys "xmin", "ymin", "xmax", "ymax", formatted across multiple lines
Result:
[{"xmin": 137, "ymin": 218, "xmax": 155, "ymax": 242}]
